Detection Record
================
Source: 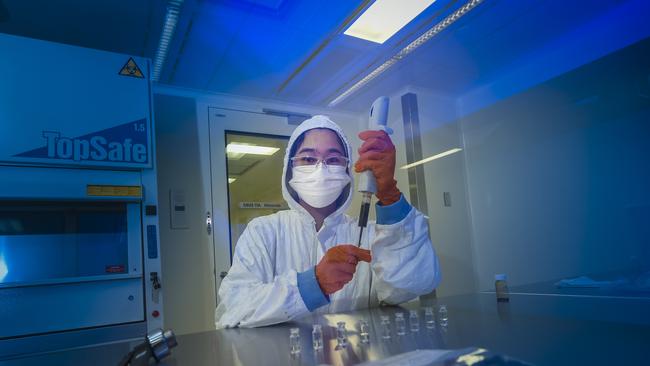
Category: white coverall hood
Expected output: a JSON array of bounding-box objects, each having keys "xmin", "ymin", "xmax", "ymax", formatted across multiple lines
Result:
[{"xmin": 282, "ymin": 115, "xmax": 354, "ymax": 219}]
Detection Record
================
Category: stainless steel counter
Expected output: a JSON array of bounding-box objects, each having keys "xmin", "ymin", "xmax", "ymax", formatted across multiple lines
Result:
[{"xmin": 2, "ymin": 293, "xmax": 649, "ymax": 365}]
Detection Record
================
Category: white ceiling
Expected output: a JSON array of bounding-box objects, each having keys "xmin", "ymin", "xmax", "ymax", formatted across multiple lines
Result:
[{"xmin": 0, "ymin": 0, "xmax": 640, "ymax": 112}]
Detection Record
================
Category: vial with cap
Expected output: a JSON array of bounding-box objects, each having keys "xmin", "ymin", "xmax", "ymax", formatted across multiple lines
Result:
[
  {"xmin": 359, "ymin": 320, "xmax": 370, "ymax": 344},
  {"xmin": 395, "ymin": 312, "xmax": 406, "ymax": 335},
  {"xmin": 409, "ymin": 310, "xmax": 420, "ymax": 332},
  {"xmin": 289, "ymin": 328, "xmax": 301, "ymax": 355},
  {"xmin": 336, "ymin": 321, "xmax": 348, "ymax": 348},
  {"xmin": 424, "ymin": 307, "xmax": 435, "ymax": 329},
  {"xmin": 380, "ymin": 315, "xmax": 391, "ymax": 339},
  {"xmin": 495, "ymin": 274, "xmax": 510, "ymax": 302},
  {"xmin": 312, "ymin": 324, "xmax": 323, "ymax": 351}
]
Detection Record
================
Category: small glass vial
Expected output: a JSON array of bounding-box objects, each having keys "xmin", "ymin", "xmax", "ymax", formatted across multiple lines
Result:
[
  {"xmin": 495, "ymin": 274, "xmax": 510, "ymax": 302},
  {"xmin": 409, "ymin": 310, "xmax": 420, "ymax": 332},
  {"xmin": 336, "ymin": 321, "xmax": 348, "ymax": 348},
  {"xmin": 312, "ymin": 324, "xmax": 323, "ymax": 351},
  {"xmin": 359, "ymin": 320, "xmax": 370, "ymax": 344},
  {"xmin": 424, "ymin": 307, "xmax": 435, "ymax": 329},
  {"xmin": 380, "ymin": 315, "xmax": 391, "ymax": 339},
  {"xmin": 395, "ymin": 312, "xmax": 406, "ymax": 335},
  {"xmin": 438, "ymin": 305, "xmax": 448, "ymax": 327},
  {"xmin": 289, "ymin": 327, "xmax": 301, "ymax": 355}
]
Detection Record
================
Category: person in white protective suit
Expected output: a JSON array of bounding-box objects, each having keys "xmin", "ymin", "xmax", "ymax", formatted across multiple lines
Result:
[{"xmin": 215, "ymin": 115, "xmax": 441, "ymax": 328}]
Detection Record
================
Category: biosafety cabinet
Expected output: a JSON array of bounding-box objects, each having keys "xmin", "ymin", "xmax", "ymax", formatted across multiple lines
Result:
[{"xmin": 0, "ymin": 33, "xmax": 163, "ymax": 357}]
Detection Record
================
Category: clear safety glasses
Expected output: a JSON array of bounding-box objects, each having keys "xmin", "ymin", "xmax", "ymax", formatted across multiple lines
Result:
[{"xmin": 290, "ymin": 155, "xmax": 349, "ymax": 172}]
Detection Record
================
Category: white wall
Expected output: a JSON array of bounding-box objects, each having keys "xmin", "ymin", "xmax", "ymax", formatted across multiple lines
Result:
[{"xmin": 153, "ymin": 93, "xmax": 217, "ymax": 335}]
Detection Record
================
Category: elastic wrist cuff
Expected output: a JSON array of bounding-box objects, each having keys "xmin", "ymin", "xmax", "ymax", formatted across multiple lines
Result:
[
  {"xmin": 297, "ymin": 267, "xmax": 330, "ymax": 311},
  {"xmin": 376, "ymin": 194, "xmax": 411, "ymax": 225}
]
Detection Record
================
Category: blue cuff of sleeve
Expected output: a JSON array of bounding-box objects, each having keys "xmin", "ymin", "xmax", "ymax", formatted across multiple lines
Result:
[
  {"xmin": 297, "ymin": 267, "xmax": 330, "ymax": 312},
  {"xmin": 376, "ymin": 194, "xmax": 411, "ymax": 225}
]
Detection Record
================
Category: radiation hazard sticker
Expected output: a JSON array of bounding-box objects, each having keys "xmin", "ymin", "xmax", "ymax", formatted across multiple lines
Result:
[{"xmin": 118, "ymin": 57, "xmax": 144, "ymax": 78}]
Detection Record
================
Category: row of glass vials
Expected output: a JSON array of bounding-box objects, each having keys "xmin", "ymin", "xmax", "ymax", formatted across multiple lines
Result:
[{"xmin": 289, "ymin": 305, "xmax": 448, "ymax": 355}]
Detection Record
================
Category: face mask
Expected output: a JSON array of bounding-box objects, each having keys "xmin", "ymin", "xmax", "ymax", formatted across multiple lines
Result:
[{"xmin": 289, "ymin": 164, "xmax": 351, "ymax": 208}]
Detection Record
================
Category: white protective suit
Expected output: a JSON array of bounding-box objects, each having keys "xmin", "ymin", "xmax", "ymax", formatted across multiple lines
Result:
[{"xmin": 215, "ymin": 116, "xmax": 441, "ymax": 328}]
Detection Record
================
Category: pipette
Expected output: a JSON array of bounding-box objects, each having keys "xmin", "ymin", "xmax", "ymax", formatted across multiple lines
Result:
[{"xmin": 357, "ymin": 96, "xmax": 390, "ymax": 247}]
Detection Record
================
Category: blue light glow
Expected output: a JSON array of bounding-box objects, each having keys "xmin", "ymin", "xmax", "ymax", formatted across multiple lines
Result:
[
  {"xmin": 0, "ymin": 238, "xmax": 7, "ymax": 282},
  {"xmin": 0, "ymin": 255, "xmax": 7, "ymax": 282}
]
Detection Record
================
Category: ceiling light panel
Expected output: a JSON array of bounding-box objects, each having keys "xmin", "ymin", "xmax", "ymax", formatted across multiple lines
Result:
[{"xmin": 344, "ymin": 0, "xmax": 437, "ymax": 44}]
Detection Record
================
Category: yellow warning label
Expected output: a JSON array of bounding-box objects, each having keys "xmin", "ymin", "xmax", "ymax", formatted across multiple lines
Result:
[
  {"xmin": 118, "ymin": 58, "xmax": 144, "ymax": 78},
  {"xmin": 87, "ymin": 185, "xmax": 142, "ymax": 198}
]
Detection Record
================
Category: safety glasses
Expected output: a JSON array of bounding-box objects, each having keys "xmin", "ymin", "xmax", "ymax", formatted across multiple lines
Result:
[{"xmin": 290, "ymin": 155, "xmax": 349, "ymax": 168}]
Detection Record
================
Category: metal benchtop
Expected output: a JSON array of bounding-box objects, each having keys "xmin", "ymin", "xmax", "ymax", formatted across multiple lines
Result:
[{"xmin": 3, "ymin": 293, "xmax": 649, "ymax": 365}]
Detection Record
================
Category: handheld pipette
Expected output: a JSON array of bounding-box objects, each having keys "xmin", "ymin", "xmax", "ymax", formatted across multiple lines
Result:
[{"xmin": 357, "ymin": 96, "xmax": 390, "ymax": 247}]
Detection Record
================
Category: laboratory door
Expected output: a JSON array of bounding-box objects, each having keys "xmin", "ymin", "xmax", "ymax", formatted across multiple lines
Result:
[{"xmin": 207, "ymin": 107, "xmax": 299, "ymax": 295}]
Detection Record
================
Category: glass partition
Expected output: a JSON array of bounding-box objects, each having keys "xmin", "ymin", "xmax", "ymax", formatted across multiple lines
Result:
[
  {"xmin": 225, "ymin": 131, "xmax": 289, "ymax": 258},
  {"xmin": 416, "ymin": 37, "xmax": 650, "ymax": 299}
]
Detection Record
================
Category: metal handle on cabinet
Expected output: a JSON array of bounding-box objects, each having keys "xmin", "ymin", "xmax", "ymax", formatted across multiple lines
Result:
[
  {"xmin": 150, "ymin": 272, "xmax": 161, "ymax": 304},
  {"xmin": 151, "ymin": 272, "xmax": 161, "ymax": 290},
  {"xmin": 206, "ymin": 211, "xmax": 212, "ymax": 235}
]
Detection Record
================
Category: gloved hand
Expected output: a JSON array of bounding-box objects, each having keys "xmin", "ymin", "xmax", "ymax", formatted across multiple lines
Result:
[
  {"xmin": 315, "ymin": 244, "xmax": 372, "ymax": 295},
  {"xmin": 354, "ymin": 130, "xmax": 401, "ymax": 205}
]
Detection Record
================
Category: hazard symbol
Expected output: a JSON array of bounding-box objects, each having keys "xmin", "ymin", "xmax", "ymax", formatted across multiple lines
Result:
[{"xmin": 118, "ymin": 57, "xmax": 144, "ymax": 78}]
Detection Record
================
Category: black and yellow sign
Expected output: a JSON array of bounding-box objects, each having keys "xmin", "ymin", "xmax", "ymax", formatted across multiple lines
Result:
[
  {"xmin": 87, "ymin": 185, "xmax": 142, "ymax": 198},
  {"xmin": 118, "ymin": 57, "xmax": 144, "ymax": 78}
]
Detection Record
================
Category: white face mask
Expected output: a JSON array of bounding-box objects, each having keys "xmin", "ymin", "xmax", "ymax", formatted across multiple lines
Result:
[{"xmin": 289, "ymin": 164, "xmax": 351, "ymax": 208}]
